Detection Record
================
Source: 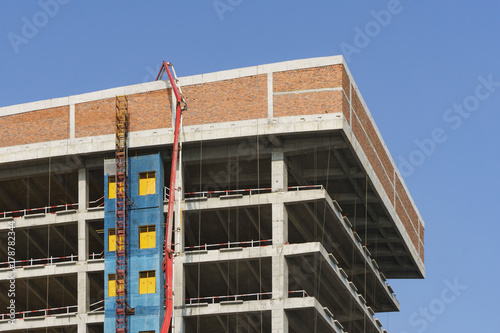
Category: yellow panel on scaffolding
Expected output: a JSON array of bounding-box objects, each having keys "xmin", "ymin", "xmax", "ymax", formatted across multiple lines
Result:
[
  {"xmin": 139, "ymin": 271, "xmax": 148, "ymax": 294},
  {"xmin": 108, "ymin": 229, "xmax": 116, "ymax": 252},
  {"xmin": 139, "ymin": 225, "xmax": 156, "ymax": 249},
  {"xmin": 148, "ymin": 272, "xmax": 156, "ymax": 293},
  {"xmin": 108, "ymin": 274, "xmax": 116, "ymax": 297},
  {"xmin": 139, "ymin": 271, "xmax": 155, "ymax": 294},
  {"xmin": 139, "ymin": 171, "xmax": 156, "ymax": 195},
  {"xmin": 147, "ymin": 226, "xmax": 156, "ymax": 248},
  {"xmin": 108, "ymin": 176, "xmax": 116, "ymax": 199}
]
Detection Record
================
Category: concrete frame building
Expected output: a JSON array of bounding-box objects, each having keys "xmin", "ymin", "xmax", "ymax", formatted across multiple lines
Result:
[{"xmin": 0, "ymin": 55, "xmax": 425, "ymax": 333}]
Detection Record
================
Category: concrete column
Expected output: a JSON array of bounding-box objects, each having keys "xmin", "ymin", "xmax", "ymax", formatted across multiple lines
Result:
[
  {"xmin": 78, "ymin": 218, "xmax": 89, "ymax": 262},
  {"xmin": 174, "ymin": 148, "xmax": 184, "ymax": 253},
  {"xmin": 272, "ymin": 203, "xmax": 288, "ymax": 246},
  {"xmin": 272, "ymin": 247, "xmax": 288, "ymax": 300},
  {"xmin": 78, "ymin": 168, "xmax": 89, "ymax": 211},
  {"xmin": 77, "ymin": 318, "xmax": 87, "ymax": 333},
  {"xmin": 78, "ymin": 169, "xmax": 89, "ymax": 261},
  {"xmin": 271, "ymin": 150, "xmax": 287, "ymax": 192},
  {"xmin": 173, "ymin": 148, "xmax": 185, "ymax": 333},
  {"xmin": 172, "ymin": 292, "xmax": 186, "ymax": 333},
  {"xmin": 78, "ymin": 170, "xmax": 89, "ymax": 263},
  {"xmin": 76, "ymin": 168, "xmax": 89, "ymax": 330},
  {"xmin": 173, "ymin": 260, "xmax": 185, "ymax": 307},
  {"xmin": 272, "ymin": 307, "xmax": 289, "ymax": 333},
  {"xmin": 77, "ymin": 272, "xmax": 89, "ymax": 314},
  {"xmin": 272, "ymin": 150, "xmax": 289, "ymax": 332}
]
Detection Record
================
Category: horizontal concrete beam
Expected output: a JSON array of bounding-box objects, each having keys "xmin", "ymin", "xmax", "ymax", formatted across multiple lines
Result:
[
  {"xmin": 0, "ymin": 209, "xmax": 104, "ymax": 231},
  {"xmin": 180, "ymin": 297, "xmax": 344, "ymax": 332},
  {"xmin": 0, "ymin": 312, "xmax": 103, "ymax": 331},
  {"xmin": 181, "ymin": 189, "xmax": 326, "ymax": 211},
  {"xmin": 0, "ymin": 260, "xmax": 104, "ymax": 281},
  {"xmin": 0, "ymin": 113, "xmax": 344, "ymax": 165}
]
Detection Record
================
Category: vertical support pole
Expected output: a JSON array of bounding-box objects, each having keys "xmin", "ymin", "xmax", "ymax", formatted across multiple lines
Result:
[
  {"xmin": 271, "ymin": 149, "xmax": 289, "ymax": 332},
  {"xmin": 272, "ymin": 150, "xmax": 288, "ymax": 193},
  {"xmin": 77, "ymin": 271, "xmax": 89, "ymax": 314},
  {"xmin": 174, "ymin": 142, "xmax": 184, "ymax": 253},
  {"xmin": 77, "ymin": 318, "xmax": 88, "ymax": 333},
  {"xmin": 78, "ymin": 168, "xmax": 89, "ymax": 212},
  {"xmin": 173, "ymin": 141, "xmax": 184, "ymax": 333},
  {"xmin": 172, "ymin": 261, "xmax": 185, "ymax": 333},
  {"xmin": 271, "ymin": 307, "xmax": 289, "ymax": 333},
  {"xmin": 78, "ymin": 218, "xmax": 89, "ymax": 262},
  {"xmin": 272, "ymin": 203, "xmax": 288, "ymax": 298},
  {"xmin": 78, "ymin": 168, "xmax": 89, "ymax": 262}
]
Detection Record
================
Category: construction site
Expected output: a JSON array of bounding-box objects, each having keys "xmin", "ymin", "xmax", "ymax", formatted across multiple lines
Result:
[{"xmin": 0, "ymin": 55, "xmax": 425, "ymax": 333}]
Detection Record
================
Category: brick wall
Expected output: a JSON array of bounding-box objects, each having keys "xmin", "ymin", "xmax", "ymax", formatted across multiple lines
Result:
[
  {"xmin": 76, "ymin": 98, "xmax": 115, "ymax": 137},
  {"xmin": 183, "ymin": 75, "xmax": 267, "ymax": 125},
  {"xmin": 76, "ymin": 89, "xmax": 172, "ymax": 137},
  {"xmin": 273, "ymin": 64, "xmax": 350, "ymax": 120},
  {"xmin": 274, "ymin": 90, "xmax": 346, "ymax": 117},
  {"xmin": 0, "ymin": 106, "xmax": 69, "ymax": 147}
]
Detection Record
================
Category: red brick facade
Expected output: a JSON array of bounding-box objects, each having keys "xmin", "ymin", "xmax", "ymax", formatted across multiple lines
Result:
[
  {"xmin": 183, "ymin": 75, "xmax": 267, "ymax": 125},
  {"xmin": 274, "ymin": 90, "xmax": 345, "ymax": 117},
  {"xmin": 0, "ymin": 106, "xmax": 69, "ymax": 147}
]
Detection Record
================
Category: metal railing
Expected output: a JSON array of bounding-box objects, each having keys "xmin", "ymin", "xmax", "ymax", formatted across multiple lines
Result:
[
  {"xmin": 287, "ymin": 185, "xmax": 324, "ymax": 191},
  {"xmin": 183, "ymin": 187, "xmax": 272, "ymax": 200},
  {"xmin": 88, "ymin": 251, "xmax": 105, "ymax": 260},
  {"xmin": 0, "ymin": 252, "xmax": 104, "ymax": 269},
  {"xmin": 185, "ymin": 239, "xmax": 272, "ymax": 252},
  {"xmin": 288, "ymin": 290, "xmax": 310, "ymax": 298},
  {"xmin": 185, "ymin": 290, "xmax": 309, "ymax": 305},
  {"xmin": 186, "ymin": 292, "xmax": 272, "ymax": 305},
  {"xmin": 163, "ymin": 186, "xmax": 170, "ymax": 201},
  {"xmin": 0, "ymin": 203, "xmax": 78, "ymax": 219},
  {"xmin": 89, "ymin": 300, "xmax": 104, "ymax": 312},
  {"xmin": 180, "ymin": 184, "xmax": 324, "ymax": 201},
  {"xmin": 89, "ymin": 196, "xmax": 104, "ymax": 208},
  {"xmin": 1, "ymin": 305, "xmax": 77, "ymax": 320}
]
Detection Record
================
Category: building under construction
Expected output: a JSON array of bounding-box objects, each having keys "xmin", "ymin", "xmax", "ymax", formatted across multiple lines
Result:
[{"xmin": 0, "ymin": 56, "xmax": 425, "ymax": 333}]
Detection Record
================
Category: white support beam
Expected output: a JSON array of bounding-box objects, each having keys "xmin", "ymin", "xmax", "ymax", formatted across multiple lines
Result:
[
  {"xmin": 271, "ymin": 150, "xmax": 287, "ymax": 192},
  {"xmin": 77, "ymin": 272, "xmax": 89, "ymax": 314}
]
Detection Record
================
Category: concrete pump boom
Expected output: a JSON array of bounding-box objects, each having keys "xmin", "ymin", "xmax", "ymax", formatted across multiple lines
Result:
[{"xmin": 156, "ymin": 61, "xmax": 186, "ymax": 333}]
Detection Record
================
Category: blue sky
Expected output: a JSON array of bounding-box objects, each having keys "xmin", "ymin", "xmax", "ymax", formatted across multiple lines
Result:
[{"xmin": 1, "ymin": 1, "xmax": 499, "ymax": 332}]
